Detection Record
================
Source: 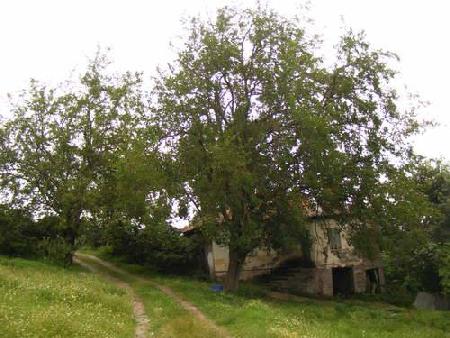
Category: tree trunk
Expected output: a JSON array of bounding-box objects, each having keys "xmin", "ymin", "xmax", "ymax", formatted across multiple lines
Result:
[
  {"xmin": 64, "ymin": 208, "xmax": 82, "ymax": 266},
  {"xmin": 64, "ymin": 228, "xmax": 76, "ymax": 266},
  {"xmin": 224, "ymin": 249, "xmax": 245, "ymax": 291}
]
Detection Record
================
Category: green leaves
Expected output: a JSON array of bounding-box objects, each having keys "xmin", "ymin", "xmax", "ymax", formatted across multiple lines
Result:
[
  {"xmin": 439, "ymin": 243, "xmax": 450, "ymax": 295},
  {"xmin": 153, "ymin": 6, "xmax": 432, "ymax": 288},
  {"xmin": 1, "ymin": 52, "xmax": 154, "ymax": 249},
  {"xmin": 0, "ymin": 5, "xmax": 439, "ymax": 288}
]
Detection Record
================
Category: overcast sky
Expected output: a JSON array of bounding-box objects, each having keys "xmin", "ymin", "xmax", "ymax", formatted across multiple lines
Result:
[{"xmin": 1, "ymin": 0, "xmax": 448, "ymax": 161}]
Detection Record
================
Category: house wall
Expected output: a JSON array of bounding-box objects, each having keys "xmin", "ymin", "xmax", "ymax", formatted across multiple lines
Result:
[
  {"xmin": 316, "ymin": 268, "xmax": 334, "ymax": 296},
  {"xmin": 205, "ymin": 243, "xmax": 215, "ymax": 279},
  {"xmin": 309, "ymin": 219, "xmax": 384, "ymax": 295},
  {"xmin": 210, "ymin": 219, "xmax": 366, "ymax": 275},
  {"xmin": 208, "ymin": 219, "xmax": 384, "ymax": 295},
  {"xmin": 309, "ymin": 219, "xmax": 363, "ymax": 268},
  {"xmin": 211, "ymin": 241, "xmax": 282, "ymax": 280}
]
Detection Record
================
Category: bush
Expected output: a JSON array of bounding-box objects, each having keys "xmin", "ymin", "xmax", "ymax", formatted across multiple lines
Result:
[
  {"xmin": 0, "ymin": 206, "xmax": 73, "ymax": 265},
  {"xmin": 95, "ymin": 216, "xmax": 206, "ymax": 274},
  {"xmin": 438, "ymin": 243, "xmax": 450, "ymax": 295},
  {"xmin": 37, "ymin": 236, "xmax": 74, "ymax": 266},
  {"xmin": 0, "ymin": 207, "xmax": 35, "ymax": 256},
  {"xmin": 382, "ymin": 233, "xmax": 442, "ymax": 295}
]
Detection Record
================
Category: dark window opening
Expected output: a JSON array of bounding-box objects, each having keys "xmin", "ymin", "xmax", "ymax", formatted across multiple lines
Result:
[
  {"xmin": 366, "ymin": 268, "xmax": 381, "ymax": 293},
  {"xmin": 332, "ymin": 267, "xmax": 354, "ymax": 296},
  {"xmin": 327, "ymin": 228, "xmax": 342, "ymax": 250}
]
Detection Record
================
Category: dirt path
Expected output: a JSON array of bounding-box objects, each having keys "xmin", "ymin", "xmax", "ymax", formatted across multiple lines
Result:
[
  {"xmin": 75, "ymin": 253, "xmax": 230, "ymax": 338},
  {"xmin": 74, "ymin": 254, "xmax": 150, "ymax": 338}
]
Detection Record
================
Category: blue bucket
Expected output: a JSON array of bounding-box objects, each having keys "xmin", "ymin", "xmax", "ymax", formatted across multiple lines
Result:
[{"xmin": 210, "ymin": 284, "xmax": 224, "ymax": 292}]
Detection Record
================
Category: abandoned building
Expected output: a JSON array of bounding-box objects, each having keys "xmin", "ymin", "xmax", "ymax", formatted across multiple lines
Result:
[{"xmin": 181, "ymin": 218, "xmax": 384, "ymax": 297}]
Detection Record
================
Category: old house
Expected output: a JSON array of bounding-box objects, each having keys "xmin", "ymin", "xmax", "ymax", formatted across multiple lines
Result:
[{"xmin": 181, "ymin": 216, "xmax": 384, "ymax": 297}]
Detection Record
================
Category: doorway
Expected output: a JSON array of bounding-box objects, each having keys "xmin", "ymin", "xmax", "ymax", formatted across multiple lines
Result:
[
  {"xmin": 365, "ymin": 268, "xmax": 381, "ymax": 293},
  {"xmin": 332, "ymin": 267, "xmax": 354, "ymax": 296}
]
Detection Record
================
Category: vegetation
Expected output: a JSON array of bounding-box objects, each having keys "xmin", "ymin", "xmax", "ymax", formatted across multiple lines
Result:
[
  {"xmin": 99, "ymin": 218, "xmax": 204, "ymax": 274},
  {"xmin": 153, "ymin": 7, "xmax": 435, "ymax": 290},
  {"xmin": 162, "ymin": 276, "xmax": 450, "ymax": 338},
  {"xmin": 2, "ymin": 4, "xmax": 450, "ymax": 338},
  {"xmin": 0, "ymin": 0, "xmax": 448, "ymax": 301},
  {"xmin": 0, "ymin": 53, "xmax": 168, "ymax": 265},
  {"xmin": 77, "ymin": 252, "xmax": 222, "ymax": 337},
  {"xmin": 1, "ymin": 246, "xmax": 448, "ymax": 338},
  {"xmin": 439, "ymin": 243, "xmax": 450, "ymax": 295},
  {"xmin": 381, "ymin": 161, "xmax": 450, "ymax": 296},
  {"xmin": 87, "ymin": 251, "xmax": 450, "ymax": 338},
  {"xmin": 0, "ymin": 206, "xmax": 74, "ymax": 264},
  {"xmin": 0, "ymin": 255, "xmax": 134, "ymax": 338}
]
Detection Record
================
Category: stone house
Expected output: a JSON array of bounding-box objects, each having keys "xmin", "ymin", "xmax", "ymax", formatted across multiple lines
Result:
[{"xmin": 181, "ymin": 217, "xmax": 384, "ymax": 297}]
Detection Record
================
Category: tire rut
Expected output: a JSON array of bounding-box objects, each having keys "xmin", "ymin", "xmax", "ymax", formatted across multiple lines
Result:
[
  {"xmin": 74, "ymin": 254, "xmax": 151, "ymax": 338},
  {"xmin": 75, "ymin": 253, "xmax": 231, "ymax": 338}
]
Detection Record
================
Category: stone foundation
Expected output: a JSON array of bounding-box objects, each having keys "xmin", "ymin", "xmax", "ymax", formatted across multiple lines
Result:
[{"xmin": 261, "ymin": 264, "xmax": 384, "ymax": 297}]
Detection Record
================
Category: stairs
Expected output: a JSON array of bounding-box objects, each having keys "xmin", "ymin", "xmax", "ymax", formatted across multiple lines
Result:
[{"xmin": 256, "ymin": 257, "xmax": 317, "ymax": 295}]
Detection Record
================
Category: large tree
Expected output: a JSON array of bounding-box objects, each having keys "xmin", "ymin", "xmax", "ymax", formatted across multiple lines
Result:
[
  {"xmin": 0, "ymin": 54, "xmax": 148, "ymax": 262},
  {"xmin": 154, "ymin": 7, "xmax": 425, "ymax": 290}
]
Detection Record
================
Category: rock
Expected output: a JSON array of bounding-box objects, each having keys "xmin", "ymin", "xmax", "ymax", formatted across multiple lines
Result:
[{"xmin": 413, "ymin": 292, "xmax": 450, "ymax": 310}]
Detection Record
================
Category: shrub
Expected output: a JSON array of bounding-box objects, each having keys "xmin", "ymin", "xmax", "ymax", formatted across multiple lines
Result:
[
  {"xmin": 0, "ymin": 206, "xmax": 35, "ymax": 256},
  {"xmin": 438, "ymin": 243, "xmax": 450, "ymax": 295},
  {"xmin": 96, "ymin": 216, "xmax": 206, "ymax": 274},
  {"xmin": 382, "ymin": 234, "xmax": 442, "ymax": 295},
  {"xmin": 37, "ymin": 236, "xmax": 74, "ymax": 266},
  {"xmin": 0, "ymin": 206, "xmax": 73, "ymax": 265}
]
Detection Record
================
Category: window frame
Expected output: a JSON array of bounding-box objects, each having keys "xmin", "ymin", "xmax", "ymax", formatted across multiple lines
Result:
[{"xmin": 327, "ymin": 228, "xmax": 342, "ymax": 251}]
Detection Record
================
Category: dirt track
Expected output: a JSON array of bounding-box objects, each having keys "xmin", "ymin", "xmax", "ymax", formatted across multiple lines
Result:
[
  {"xmin": 75, "ymin": 253, "xmax": 230, "ymax": 338},
  {"xmin": 74, "ymin": 254, "xmax": 150, "ymax": 338}
]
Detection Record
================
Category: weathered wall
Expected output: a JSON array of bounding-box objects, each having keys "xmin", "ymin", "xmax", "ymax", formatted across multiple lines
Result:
[
  {"xmin": 353, "ymin": 263, "xmax": 385, "ymax": 293},
  {"xmin": 208, "ymin": 219, "xmax": 384, "ymax": 295},
  {"xmin": 353, "ymin": 265, "xmax": 367, "ymax": 293},
  {"xmin": 309, "ymin": 219, "xmax": 363, "ymax": 268},
  {"xmin": 211, "ymin": 242, "xmax": 282, "ymax": 280},
  {"xmin": 205, "ymin": 244, "xmax": 215, "ymax": 278},
  {"xmin": 307, "ymin": 219, "xmax": 385, "ymax": 295},
  {"xmin": 316, "ymin": 268, "xmax": 334, "ymax": 296},
  {"xmin": 263, "ymin": 267, "xmax": 334, "ymax": 296},
  {"xmin": 211, "ymin": 241, "xmax": 228, "ymax": 276},
  {"xmin": 211, "ymin": 219, "xmax": 368, "ymax": 277},
  {"xmin": 266, "ymin": 264, "xmax": 385, "ymax": 297}
]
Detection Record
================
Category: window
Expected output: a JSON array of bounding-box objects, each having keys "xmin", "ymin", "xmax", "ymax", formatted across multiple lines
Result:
[{"xmin": 327, "ymin": 228, "xmax": 342, "ymax": 250}]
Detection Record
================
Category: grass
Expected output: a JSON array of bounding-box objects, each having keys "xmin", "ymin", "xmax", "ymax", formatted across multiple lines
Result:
[
  {"xmin": 87, "ymin": 248, "xmax": 450, "ymax": 338},
  {"xmin": 77, "ymin": 253, "xmax": 221, "ymax": 338},
  {"xmin": 4, "ymin": 250, "xmax": 449, "ymax": 338},
  {"xmin": 148, "ymin": 274, "xmax": 450, "ymax": 338},
  {"xmin": 133, "ymin": 280, "xmax": 221, "ymax": 337},
  {"xmin": 0, "ymin": 255, "xmax": 135, "ymax": 338}
]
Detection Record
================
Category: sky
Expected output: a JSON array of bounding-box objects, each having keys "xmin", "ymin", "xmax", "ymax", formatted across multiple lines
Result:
[{"xmin": 0, "ymin": 0, "xmax": 449, "ymax": 160}]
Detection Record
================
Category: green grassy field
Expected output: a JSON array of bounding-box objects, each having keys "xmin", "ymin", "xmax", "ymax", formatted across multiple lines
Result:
[
  {"xmin": 89, "ymin": 250, "xmax": 450, "ymax": 338},
  {"xmin": 0, "ymin": 256, "xmax": 135, "ymax": 338},
  {"xmin": 157, "ymin": 275, "xmax": 450, "ymax": 338},
  {"xmin": 132, "ymin": 280, "xmax": 219, "ymax": 337},
  {"xmin": 77, "ymin": 254, "xmax": 222, "ymax": 338},
  {"xmin": 2, "ymin": 252, "xmax": 450, "ymax": 338}
]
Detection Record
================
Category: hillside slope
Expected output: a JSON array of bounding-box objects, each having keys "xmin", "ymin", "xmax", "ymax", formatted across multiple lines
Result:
[{"xmin": 0, "ymin": 256, "xmax": 135, "ymax": 338}]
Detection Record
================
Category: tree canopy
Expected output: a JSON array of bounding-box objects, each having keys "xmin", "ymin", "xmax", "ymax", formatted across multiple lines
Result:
[
  {"xmin": 154, "ymin": 7, "xmax": 427, "ymax": 289},
  {"xmin": 0, "ymin": 6, "xmax": 446, "ymax": 293},
  {"xmin": 0, "ymin": 53, "xmax": 158, "ymax": 262}
]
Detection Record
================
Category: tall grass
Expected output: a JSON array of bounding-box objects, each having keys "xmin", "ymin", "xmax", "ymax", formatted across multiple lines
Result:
[
  {"xmin": 0, "ymin": 256, "xmax": 134, "ymax": 338},
  {"xmin": 90, "ymin": 249, "xmax": 450, "ymax": 338},
  {"xmin": 78, "ymin": 252, "xmax": 224, "ymax": 338},
  {"xmin": 154, "ymin": 275, "xmax": 450, "ymax": 338},
  {"xmin": 155, "ymin": 276, "xmax": 450, "ymax": 338}
]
